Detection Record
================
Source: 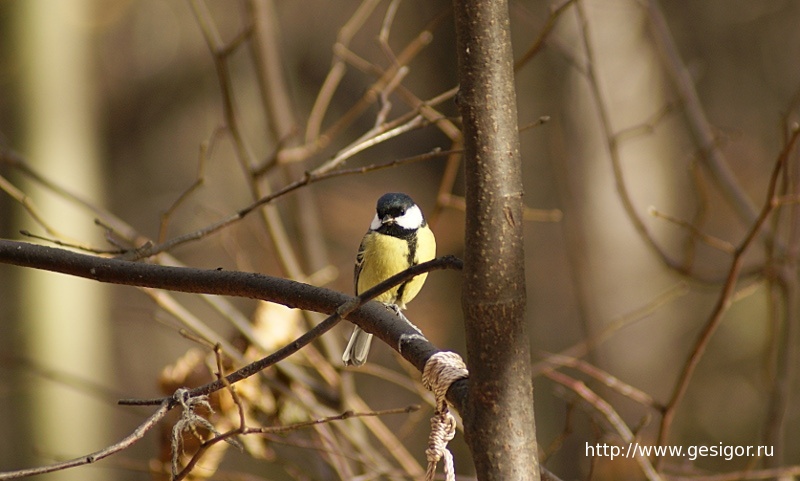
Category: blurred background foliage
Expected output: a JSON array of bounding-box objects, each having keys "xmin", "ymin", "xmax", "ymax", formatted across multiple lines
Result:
[{"xmin": 1, "ymin": 0, "xmax": 799, "ymax": 480}]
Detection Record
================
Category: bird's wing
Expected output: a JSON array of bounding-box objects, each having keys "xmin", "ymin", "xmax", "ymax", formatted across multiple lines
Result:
[{"xmin": 354, "ymin": 235, "xmax": 367, "ymax": 294}]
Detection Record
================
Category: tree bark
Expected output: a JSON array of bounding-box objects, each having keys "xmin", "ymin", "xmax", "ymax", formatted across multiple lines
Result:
[{"xmin": 452, "ymin": 0, "xmax": 540, "ymax": 479}]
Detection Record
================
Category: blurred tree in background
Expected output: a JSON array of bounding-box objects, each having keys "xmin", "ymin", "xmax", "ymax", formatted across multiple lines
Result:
[{"xmin": 1, "ymin": 0, "xmax": 800, "ymax": 480}]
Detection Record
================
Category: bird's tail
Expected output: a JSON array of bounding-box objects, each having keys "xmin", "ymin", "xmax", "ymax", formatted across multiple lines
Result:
[{"xmin": 342, "ymin": 326, "xmax": 373, "ymax": 366}]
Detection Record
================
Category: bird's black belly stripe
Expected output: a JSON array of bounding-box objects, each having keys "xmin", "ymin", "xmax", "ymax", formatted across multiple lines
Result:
[
  {"xmin": 407, "ymin": 230, "xmax": 418, "ymax": 266},
  {"xmin": 395, "ymin": 281, "xmax": 408, "ymax": 303},
  {"xmin": 396, "ymin": 230, "xmax": 418, "ymax": 304}
]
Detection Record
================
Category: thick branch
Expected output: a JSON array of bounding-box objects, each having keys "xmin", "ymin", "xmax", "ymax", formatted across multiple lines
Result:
[{"xmin": 0, "ymin": 240, "xmax": 463, "ymax": 400}]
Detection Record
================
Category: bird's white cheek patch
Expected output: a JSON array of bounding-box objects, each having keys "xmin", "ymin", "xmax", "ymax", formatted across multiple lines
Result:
[
  {"xmin": 370, "ymin": 213, "xmax": 382, "ymax": 230},
  {"xmin": 396, "ymin": 205, "xmax": 423, "ymax": 229}
]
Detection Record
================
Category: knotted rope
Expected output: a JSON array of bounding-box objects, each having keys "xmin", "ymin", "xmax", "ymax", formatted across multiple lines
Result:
[{"xmin": 421, "ymin": 351, "xmax": 469, "ymax": 481}]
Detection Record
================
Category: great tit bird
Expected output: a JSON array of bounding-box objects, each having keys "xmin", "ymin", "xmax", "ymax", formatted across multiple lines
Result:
[{"xmin": 342, "ymin": 192, "xmax": 436, "ymax": 366}]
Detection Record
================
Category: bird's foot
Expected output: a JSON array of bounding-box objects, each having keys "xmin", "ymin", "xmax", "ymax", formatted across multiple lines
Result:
[{"xmin": 386, "ymin": 303, "xmax": 403, "ymax": 316}]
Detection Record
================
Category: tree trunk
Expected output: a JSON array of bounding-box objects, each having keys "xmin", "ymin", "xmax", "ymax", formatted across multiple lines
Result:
[{"xmin": 452, "ymin": 0, "xmax": 540, "ymax": 479}]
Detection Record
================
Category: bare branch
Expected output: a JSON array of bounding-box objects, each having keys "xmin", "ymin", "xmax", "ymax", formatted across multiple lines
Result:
[
  {"xmin": 656, "ymin": 125, "xmax": 800, "ymax": 456},
  {"xmin": 0, "ymin": 401, "xmax": 170, "ymax": 480},
  {"xmin": 545, "ymin": 370, "xmax": 661, "ymax": 481},
  {"xmin": 0, "ymin": 239, "xmax": 463, "ymax": 399}
]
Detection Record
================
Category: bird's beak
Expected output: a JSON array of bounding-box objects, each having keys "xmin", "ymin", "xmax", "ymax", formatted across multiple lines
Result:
[{"xmin": 381, "ymin": 215, "xmax": 395, "ymax": 225}]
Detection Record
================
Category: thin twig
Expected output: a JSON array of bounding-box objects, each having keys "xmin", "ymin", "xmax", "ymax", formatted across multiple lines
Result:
[
  {"xmin": 648, "ymin": 207, "xmax": 735, "ymax": 254},
  {"xmin": 545, "ymin": 370, "xmax": 662, "ymax": 481},
  {"xmin": 19, "ymin": 229, "xmax": 124, "ymax": 255},
  {"xmin": 315, "ymin": 114, "xmax": 426, "ymax": 175},
  {"xmin": 192, "ymin": 0, "xmax": 306, "ymax": 281},
  {"xmin": 575, "ymin": 2, "xmax": 685, "ymax": 275},
  {"xmin": 762, "ymin": 120, "xmax": 800, "ymax": 463},
  {"xmin": 532, "ymin": 282, "xmax": 689, "ymax": 373},
  {"xmin": 174, "ymin": 405, "xmax": 419, "ymax": 481},
  {"xmin": 378, "ymin": 0, "xmax": 402, "ymax": 65},
  {"xmin": 303, "ymin": 0, "xmax": 382, "ymax": 145},
  {"xmin": 514, "ymin": 0, "xmax": 578, "ymax": 71},
  {"xmin": 664, "ymin": 465, "xmax": 800, "ymax": 481},
  {"xmin": 124, "ymin": 148, "xmax": 455, "ymax": 260},
  {"xmin": 170, "ymin": 346, "xmax": 246, "ymax": 480},
  {"xmin": 0, "ymin": 401, "xmax": 170, "ymax": 480},
  {"xmin": 158, "ymin": 127, "xmax": 221, "ymax": 244},
  {"xmin": 540, "ymin": 352, "xmax": 664, "ymax": 411},
  {"xmin": 646, "ymin": 0, "xmax": 772, "ymax": 245},
  {"xmin": 0, "ymin": 168, "xmax": 86, "ymax": 247}
]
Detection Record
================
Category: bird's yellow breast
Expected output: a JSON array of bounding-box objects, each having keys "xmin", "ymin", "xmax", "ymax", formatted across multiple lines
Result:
[{"xmin": 357, "ymin": 226, "xmax": 436, "ymax": 308}]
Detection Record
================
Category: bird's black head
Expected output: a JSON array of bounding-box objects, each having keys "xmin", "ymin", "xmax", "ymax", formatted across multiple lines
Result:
[
  {"xmin": 370, "ymin": 192, "xmax": 425, "ymax": 235},
  {"xmin": 376, "ymin": 192, "xmax": 416, "ymax": 218}
]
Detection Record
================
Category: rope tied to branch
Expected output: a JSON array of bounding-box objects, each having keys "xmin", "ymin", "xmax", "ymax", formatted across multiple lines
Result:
[{"xmin": 421, "ymin": 351, "xmax": 469, "ymax": 481}]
